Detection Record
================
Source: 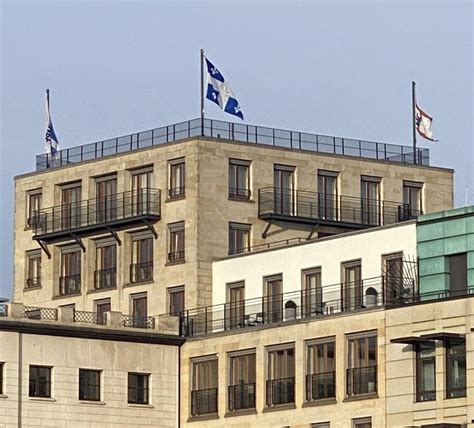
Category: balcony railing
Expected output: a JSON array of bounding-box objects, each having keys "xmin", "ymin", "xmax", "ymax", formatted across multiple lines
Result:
[
  {"xmin": 31, "ymin": 188, "xmax": 161, "ymax": 240},
  {"xmin": 266, "ymin": 377, "xmax": 295, "ymax": 406},
  {"xmin": 26, "ymin": 277, "xmax": 41, "ymax": 288},
  {"xmin": 122, "ymin": 314, "xmax": 155, "ymax": 329},
  {"xmin": 0, "ymin": 304, "xmax": 8, "ymax": 317},
  {"xmin": 191, "ymin": 387, "xmax": 218, "ymax": 416},
  {"xmin": 94, "ymin": 268, "xmax": 117, "ymax": 289},
  {"xmin": 23, "ymin": 306, "xmax": 58, "ymax": 321},
  {"xmin": 306, "ymin": 371, "xmax": 336, "ymax": 401},
  {"xmin": 59, "ymin": 274, "xmax": 81, "ymax": 296},
  {"xmin": 346, "ymin": 366, "xmax": 377, "ymax": 397},
  {"xmin": 259, "ymin": 187, "xmax": 419, "ymax": 228},
  {"xmin": 168, "ymin": 187, "xmax": 185, "ymax": 198},
  {"xmin": 73, "ymin": 310, "xmax": 98, "ymax": 325},
  {"xmin": 228, "ymin": 382, "xmax": 256, "ymax": 412},
  {"xmin": 229, "ymin": 187, "xmax": 252, "ymax": 199},
  {"xmin": 129, "ymin": 262, "xmax": 153, "ymax": 283},
  {"xmin": 36, "ymin": 118, "xmax": 429, "ymax": 171},
  {"xmin": 168, "ymin": 251, "xmax": 185, "ymax": 263}
]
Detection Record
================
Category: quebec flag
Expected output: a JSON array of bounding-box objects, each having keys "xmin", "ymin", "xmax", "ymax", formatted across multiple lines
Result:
[
  {"xmin": 205, "ymin": 57, "xmax": 244, "ymax": 120},
  {"xmin": 45, "ymin": 89, "xmax": 59, "ymax": 159}
]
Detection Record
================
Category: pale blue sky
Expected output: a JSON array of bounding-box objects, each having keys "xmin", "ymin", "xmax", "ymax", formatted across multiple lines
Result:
[{"xmin": 0, "ymin": 0, "xmax": 472, "ymax": 299}]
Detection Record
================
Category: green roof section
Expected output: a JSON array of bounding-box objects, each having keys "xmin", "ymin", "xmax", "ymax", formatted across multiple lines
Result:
[{"xmin": 418, "ymin": 205, "xmax": 474, "ymax": 223}]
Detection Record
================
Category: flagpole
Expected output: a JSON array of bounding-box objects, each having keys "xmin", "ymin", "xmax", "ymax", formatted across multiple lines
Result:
[
  {"xmin": 412, "ymin": 81, "xmax": 417, "ymax": 164},
  {"xmin": 200, "ymin": 48, "xmax": 205, "ymax": 136}
]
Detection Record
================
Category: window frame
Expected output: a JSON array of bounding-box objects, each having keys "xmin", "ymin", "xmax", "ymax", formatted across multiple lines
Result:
[
  {"xmin": 403, "ymin": 180, "xmax": 423, "ymax": 217},
  {"xmin": 127, "ymin": 372, "xmax": 150, "ymax": 405},
  {"xmin": 415, "ymin": 341, "xmax": 436, "ymax": 402},
  {"xmin": 26, "ymin": 249, "xmax": 42, "ymax": 289},
  {"xmin": 168, "ymin": 221, "xmax": 185, "ymax": 263},
  {"xmin": 446, "ymin": 339, "xmax": 466, "ymax": 399},
  {"xmin": 227, "ymin": 349, "xmax": 256, "ymax": 412},
  {"xmin": 130, "ymin": 232, "xmax": 154, "ymax": 283},
  {"xmin": 190, "ymin": 356, "xmax": 218, "ymax": 417},
  {"xmin": 305, "ymin": 337, "xmax": 336, "ymax": 402},
  {"xmin": 0, "ymin": 362, "xmax": 4, "ymax": 395},
  {"xmin": 26, "ymin": 188, "xmax": 42, "ymax": 229},
  {"xmin": 29, "ymin": 365, "xmax": 52, "ymax": 398},
  {"xmin": 265, "ymin": 343, "xmax": 295, "ymax": 407},
  {"xmin": 168, "ymin": 158, "xmax": 185, "ymax": 199},
  {"xmin": 228, "ymin": 159, "xmax": 251, "ymax": 200},
  {"xmin": 59, "ymin": 246, "xmax": 82, "ymax": 296},
  {"xmin": 168, "ymin": 285, "xmax": 185, "ymax": 316},
  {"xmin": 352, "ymin": 417, "xmax": 372, "ymax": 428},
  {"xmin": 78, "ymin": 369, "xmax": 101, "ymax": 402},
  {"xmin": 228, "ymin": 222, "xmax": 251, "ymax": 255}
]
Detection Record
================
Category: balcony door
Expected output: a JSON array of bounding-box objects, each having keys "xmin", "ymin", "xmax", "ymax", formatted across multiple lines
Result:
[
  {"xmin": 131, "ymin": 168, "xmax": 152, "ymax": 215},
  {"xmin": 131, "ymin": 294, "xmax": 147, "ymax": 327},
  {"xmin": 361, "ymin": 176, "xmax": 381, "ymax": 226},
  {"xmin": 228, "ymin": 353, "xmax": 256, "ymax": 411},
  {"xmin": 383, "ymin": 253, "xmax": 404, "ymax": 304},
  {"xmin": 95, "ymin": 243, "xmax": 117, "ymax": 289},
  {"xmin": 273, "ymin": 165, "xmax": 294, "ymax": 216},
  {"xmin": 342, "ymin": 261, "xmax": 362, "ymax": 311},
  {"xmin": 267, "ymin": 347, "xmax": 295, "ymax": 406},
  {"xmin": 60, "ymin": 249, "xmax": 81, "ymax": 295},
  {"xmin": 227, "ymin": 282, "xmax": 245, "ymax": 329},
  {"xmin": 96, "ymin": 176, "xmax": 117, "ymax": 222},
  {"xmin": 265, "ymin": 276, "xmax": 283, "ymax": 323},
  {"xmin": 303, "ymin": 269, "xmax": 322, "ymax": 317},
  {"xmin": 61, "ymin": 184, "xmax": 82, "ymax": 229},
  {"xmin": 318, "ymin": 171, "xmax": 338, "ymax": 221}
]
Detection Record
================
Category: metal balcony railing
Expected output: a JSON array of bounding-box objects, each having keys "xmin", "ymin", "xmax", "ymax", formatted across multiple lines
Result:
[
  {"xmin": 129, "ymin": 262, "xmax": 153, "ymax": 284},
  {"xmin": 26, "ymin": 277, "xmax": 41, "ymax": 288},
  {"xmin": 73, "ymin": 310, "xmax": 99, "ymax": 325},
  {"xmin": 31, "ymin": 188, "xmax": 161, "ymax": 240},
  {"xmin": 266, "ymin": 377, "xmax": 295, "ymax": 406},
  {"xmin": 23, "ymin": 306, "xmax": 58, "ymax": 321},
  {"xmin": 306, "ymin": 371, "xmax": 336, "ymax": 401},
  {"xmin": 168, "ymin": 250, "xmax": 185, "ymax": 263},
  {"xmin": 259, "ymin": 187, "xmax": 421, "ymax": 228},
  {"xmin": 94, "ymin": 268, "xmax": 117, "ymax": 289},
  {"xmin": 228, "ymin": 382, "xmax": 256, "ymax": 412},
  {"xmin": 191, "ymin": 387, "xmax": 218, "ymax": 416},
  {"xmin": 346, "ymin": 366, "xmax": 377, "ymax": 397},
  {"xmin": 36, "ymin": 118, "xmax": 429, "ymax": 171},
  {"xmin": 59, "ymin": 274, "xmax": 81, "ymax": 296}
]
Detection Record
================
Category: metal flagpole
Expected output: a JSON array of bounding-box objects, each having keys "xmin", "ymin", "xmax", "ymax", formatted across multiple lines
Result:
[
  {"xmin": 200, "ymin": 49, "xmax": 205, "ymax": 136},
  {"xmin": 412, "ymin": 81, "xmax": 417, "ymax": 164}
]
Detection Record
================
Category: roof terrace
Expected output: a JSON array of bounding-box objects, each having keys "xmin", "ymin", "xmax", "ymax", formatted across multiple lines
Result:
[{"xmin": 36, "ymin": 118, "xmax": 430, "ymax": 171}]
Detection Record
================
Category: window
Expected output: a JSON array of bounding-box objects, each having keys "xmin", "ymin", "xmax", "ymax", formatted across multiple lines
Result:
[
  {"xmin": 266, "ymin": 346, "xmax": 295, "ymax": 406},
  {"xmin": 311, "ymin": 424, "xmax": 330, "ymax": 428},
  {"xmin": 26, "ymin": 250, "xmax": 42, "ymax": 288},
  {"xmin": 228, "ymin": 351, "xmax": 256, "ymax": 412},
  {"xmin": 227, "ymin": 282, "xmax": 245, "ymax": 329},
  {"xmin": 228, "ymin": 222, "xmax": 251, "ymax": 255},
  {"xmin": 416, "ymin": 342, "xmax": 436, "ymax": 402},
  {"xmin": 306, "ymin": 339, "xmax": 335, "ymax": 401},
  {"xmin": 168, "ymin": 222, "xmax": 185, "ymax": 263},
  {"xmin": 169, "ymin": 158, "xmax": 185, "ymax": 198},
  {"xmin": 128, "ymin": 373, "xmax": 149, "ymax": 404},
  {"xmin": 318, "ymin": 170, "xmax": 338, "ymax": 221},
  {"xmin": 347, "ymin": 333, "xmax": 377, "ymax": 397},
  {"xmin": 229, "ymin": 159, "xmax": 251, "ymax": 199},
  {"xmin": 302, "ymin": 268, "xmax": 322, "ymax": 317},
  {"xmin": 60, "ymin": 248, "xmax": 81, "ymax": 295},
  {"xmin": 61, "ymin": 182, "xmax": 82, "ymax": 229},
  {"xmin": 95, "ymin": 299, "xmax": 111, "ymax": 325},
  {"xmin": 29, "ymin": 366, "xmax": 51, "ymax": 398},
  {"xmin": 383, "ymin": 253, "xmax": 404, "ymax": 305},
  {"xmin": 79, "ymin": 369, "xmax": 101, "ymax": 401},
  {"xmin": 353, "ymin": 417, "xmax": 372, "ymax": 428},
  {"xmin": 265, "ymin": 275, "xmax": 283, "ymax": 323},
  {"xmin": 95, "ymin": 175, "xmax": 117, "ymax": 222},
  {"xmin": 446, "ymin": 340, "xmax": 466, "ymax": 398},
  {"xmin": 191, "ymin": 358, "xmax": 218, "ymax": 416},
  {"xmin": 342, "ymin": 261, "xmax": 362, "ymax": 311},
  {"xmin": 130, "ymin": 234, "xmax": 153, "ymax": 283},
  {"xmin": 131, "ymin": 167, "xmax": 153, "ymax": 215},
  {"xmin": 26, "ymin": 189, "xmax": 42, "ymax": 229},
  {"xmin": 131, "ymin": 294, "xmax": 147, "ymax": 328},
  {"xmin": 361, "ymin": 176, "xmax": 381, "ymax": 226},
  {"xmin": 274, "ymin": 165, "xmax": 295, "ymax": 216},
  {"xmin": 448, "ymin": 253, "xmax": 467, "ymax": 297},
  {"xmin": 0, "ymin": 362, "xmax": 3, "ymax": 395},
  {"xmin": 168, "ymin": 286, "xmax": 185, "ymax": 316},
  {"xmin": 95, "ymin": 242, "xmax": 117, "ymax": 289},
  {"xmin": 403, "ymin": 180, "xmax": 423, "ymax": 219}
]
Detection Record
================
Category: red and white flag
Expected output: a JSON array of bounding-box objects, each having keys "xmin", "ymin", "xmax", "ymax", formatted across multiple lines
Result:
[{"xmin": 415, "ymin": 104, "xmax": 438, "ymax": 142}]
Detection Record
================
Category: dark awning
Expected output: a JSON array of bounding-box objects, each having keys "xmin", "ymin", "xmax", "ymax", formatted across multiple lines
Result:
[
  {"xmin": 390, "ymin": 336, "xmax": 434, "ymax": 345},
  {"xmin": 420, "ymin": 332, "xmax": 465, "ymax": 342}
]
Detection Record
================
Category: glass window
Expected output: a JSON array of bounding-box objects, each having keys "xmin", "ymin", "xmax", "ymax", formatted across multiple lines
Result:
[
  {"xmin": 448, "ymin": 253, "xmax": 467, "ymax": 297},
  {"xmin": 342, "ymin": 261, "xmax": 362, "ymax": 311},
  {"xmin": 26, "ymin": 250, "xmax": 42, "ymax": 288},
  {"xmin": 306, "ymin": 340, "xmax": 335, "ymax": 401},
  {"xmin": 131, "ymin": 294, "xmax": 147, "ymax": 328},
  {"xmin": 95, "ymin": 243, "xmax": 117, "ymax": 289},
  {"xmin": 128, "ymin": 373, "xmax": 149, "ymax": 404},
  {"xmin": 29, "ymin": 366, "xmax": 51, "ymax": 398},
  {"xmin": 318, "ymin": 170, "xmax": 338, "ymax": 221},
  {"xmin": 79, "ymin": 369, "xmax": 101, "ymax": 401},
  {"xmin": 60, "ymin": 249, "xmax": 81, "ymax": 296},
  {"xmin": 61, "ymin": 183, "xmax": 82, "ymax": 229},
  {"xmin": 228, "ymin": 352, "xmax": 256, "ymax": 412},
  {"xmin": 311, "ymin": 424, "xmax": 330, "ymax": 428},
  {"xmin": 168, "ymin": 222, "xmax": 185, "ymax": 263},
  {"xmin": 191, "ymin": 358, "xmax": 218, "ymax": 416},
  {"xmin": 347, "ymin": 334, "xmax": 377, "ymax": 397},
  {"xmin": 302, "ymin": 268, "xmax": 322, "ymax": 317},
  {"xmin": 131, "ymin": 167, "xmax": 153, "ymax": 215},
  {"xmin": 168, "ymin": 286, "xmax": 185, "ymax": 316},
  {"xmin": 361, "ymin": 176, "xmax": 381, "ymax": 226},
  {"xmin": 130, "ymin": 236, "xmax": 153, "ymax": 283},
  {"xmin": 403, "ymin": 180, "xmax": 423, "ymax": 218},
  {"xmin": 27, "ymin": 189, "xmax": 42, "ymax": 229},
  {"xmin": 227, "ymin": 282, "xmax": 245, "ymax": 329},
  {"xmin": 169, "ymin": 159, "xmax": 185, "ymax": 198},
  {"xmin": 446, "ymin": 340, "xmax": 466, "ymax": 398},
  {"xmin": 229, "ymin": 159, "xmax": 251, "ymax": 199},
  {"xmin": 95, "ymin": 299, "xmax": 111, "ymax": 325},
  {"xmin": 353, "ymin": 417, "xmax": 372, "ymax": 428},
  {"xmin": 274, "ymin": 165, "xmax": 295, "ymax": 216},
  {"xmin": 266, "ymin": 347, "xmax": 295, "ymax": 406},
  {"xmin": 95, "ymin": 176, "xmax": 117, "ymax": 222},
  {"xmin": 383, "ymin": 253, "xmax": 404, "ymax": 305},
  {"xmin": 416, "ymin": 342, "xmax": 436, "ymax": 402},
  {"xmin": 228, "ymin": 222, "xmax": 251, "ymax": 255},
  {"xmin": 265, "ymin": 276, "xmax": 283, "ymax": 323}
]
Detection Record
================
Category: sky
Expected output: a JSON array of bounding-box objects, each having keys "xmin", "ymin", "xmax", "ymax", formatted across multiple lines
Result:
[{"xmin": 0, "ymin": 0, "xmax": 472, "ymax": 299}]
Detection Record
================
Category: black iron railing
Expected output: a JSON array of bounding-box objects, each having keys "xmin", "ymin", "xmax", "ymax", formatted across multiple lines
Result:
[
  {"xmin": 74, "ymin": 310, "xmax": 98, "ymax": 325},
  {"xmin": 129, "ymin": 262, "xmax": 153, "ymax": 283},
  {"xmin": 168, "ymin": 187, "xmax": 185, "ymax": 198},
  {"xmin": 0, "ymin": 304, "xmax": 8, "ymax": 317},
  {"xmin": 94, "ymin": 268, "xmax": 117, "ymax": 289},
  {"xmin": 23, "ymin": 306, "xmax": 58, "ymax": 321},
  {"xmin": 229, "ymin": 187, "xmax": 252, "ymax": 199},
  {"xmin": 191, "ymin": 387, "xmax": 218, "ymax": 416},
  {"xmin": 168, "ymin": 251, "xmax": 185, "ymax": 263},
  {"xmin": 266, "ymin": 377, "xmax": 295, "ymax": 406},
  {"xmin": 346, "ymin": 366, "xmax": 377, "ymax": 396},
  {"xmin": 59, "ymin": 274, "xmax": 81, "ymax": 296},
  {"xmin": 259, "ymin": 187, "xmax": 419, "ymax": 228},
  {"xmin": 122, "ymin": 314, "xmax": 155, "ymax": 329},
  {"xmin": 31, "ymin": 188, "xmax": 161, "ymax": 238},
  {"xmin": 306, "ymin": 371, "xmax": 336, "ymax": 401},
  {"xmin": 36, "ymin": 118, "xmax": 429, "ymax": 171},
  {"xmin": 228, "ymin": 237, "xmax": 309, "ymax": 256},
  {"xmin": 228, "ymin": 382, "xmax": 256, "ymax": 412},
  {"xmin": 26, "ymin": 277, "xmax": 41, "ymax": 288}
]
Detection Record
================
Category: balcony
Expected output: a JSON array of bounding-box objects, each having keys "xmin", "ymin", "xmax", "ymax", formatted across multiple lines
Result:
[
  {"xmin": 266, "ymin": 377, "xmax": 295, "ymax": 406},
  {"xmin": 258, "ymin": 187, "xmax": 420, "ymax": 230},
  {"xmin": 31, "ymin": 188, "xmax": 161, "ymax": 242},
  {"xmin": 346, "ymin": 366, "xmax": 377, "ymax": 397},
  {"xmin": 228, "ymin": 382, "xmax": 256, "ymax": 412},
  {"xmin": 306, "ymin": 371, "xmax": 336, "ymax": 401},
  {"xmin": 94, "ymin": 268, "xmax": 117, "ymax": 290},
  {"xmin": 191, "ymin": 388, "xmax": 218, "ymax": 417}
]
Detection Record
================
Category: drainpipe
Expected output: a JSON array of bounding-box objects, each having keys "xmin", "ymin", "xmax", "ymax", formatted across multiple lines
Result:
[
  {"xmin": 177, "ymin": 345, "xmax": 181, "ymax": 428},
  {"xmin": 17, "ymin": 332, "xmax": 23, "ymax": 428}
]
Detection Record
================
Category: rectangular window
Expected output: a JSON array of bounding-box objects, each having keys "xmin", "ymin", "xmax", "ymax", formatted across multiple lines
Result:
[
  {"xmin": 169, "ymin": 158, "xmax": 185, "ymax": 198},
  {"xmin": 226, "ymin": 282, "xmax": 245, "ymax": 329},
  {"xmin": 383, "ymin": 253, "xmax": 404, "ymax": 305},
  {"xmin": 29, "ymin": 366, "xmax": 51, "ymax": 398},
  {"xmin": 265, "ymin": 275, "xmax": 283, "ymax": 323},
  {"xmin": 26, "ymin": 250, "xmax": 42, "ymax": 288},
  {"xmin": 306, "ymin": 339, "xmax": 336, "ymax": 401},
  {"xmin": 128, "ymin": 373, "xmax": 149, "ymax": 404},
  {"xmin": 131, "ymin": 167, "xmax": 153, "ymax": 215},
  {"xmin": 229, "ymin": 159, "xmax": 251, "ymax": 199},
  {"xmin": 342, "ymin": 261, "xmax": 362, "ymax": 311},
  {"xmin": 266, "ymin": 346, "xmax": 295, "ymax": 406},
  {"xmin": 416, "ymin": 342, "xmax": 436, "ymax": 402},
  {"xmin": 79, "ymin": 369, "xmax": 101, "ymax": 401},
  {"xmin": 361, "ymin": 176, "xmax": 381, "ymax": 226},
  {"xmin": 318, "ymin": 170, "xmax": 338, "ymax": 221},
  {"xmin": 228, "ymin": 222, "xmax": 251, "ymax": 255},
  {"xmin": 311, "ymin": 424, "xmax": 330, "ymax": 428},
  {"xmin": 168, "ymin": 286, "xmax": 185, "ymax": 316},
  {"xmin": 27, "ymin": 189, "xmax": 42, "ymax": 229},
  {"xmin": 130, "ymin": 235, "xmax": 153, "ymax": 283},
  {"xmin": 168, "ymin": 222, "xmax": 185, "ymax": 263},
  {"xmin": 60, "ymin": 249, "xmax": 81, "ymax": 295},
  {"xmin": 353, "ymin": 418, "xmax": 372, "ymax": 428},
  {"xmin": 0, "ymin": 362, "xmax": 3, "ymax": 395},
  {"xmin": 95, "ymin": 243, "xmax": 117, "ymax": 289},
  {"xmin": 347, "ymin": 334, "xmax": 377, "ymax": 397},
  {"xmin": 191, "ymin": 358, "xmax": 218, "ymax": 416},
  {"xmin": 131, "ymin": 294, "xmax": 147, "ymax": 328},
  {"xmin": 403, "ymin": 180, "xmax": 423, "ymax": 219},
  {"xmin": 61, "ymin": 183, "xmax": 82, "ymax": 229},
  {"xmin": 446, "ymin": 340, "xmax": 466, "ymax": 398},
  {"xmin": 95, "ymin": 175, "xmax": 117, "ymax": 222},
  {"xmin": 302, "ymin": 268, "xmax": 322, "ymax": 317},
  {"xmin": 228, "ymin": 352, "xmax": 256, "ymax": 412},
  {"xmin": 449, "ymin": 253, "xmax": 467, "ymax": 297},
  {"xmin": 95, "ymin": 299, "xmax": 111, "ymax": 325},
  {"xmin": 274, "ymin": 165, "xmax": 295, "ymax": 216}
]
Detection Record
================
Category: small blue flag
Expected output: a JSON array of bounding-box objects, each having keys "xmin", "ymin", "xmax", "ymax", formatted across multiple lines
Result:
[
  {"xmin": 45, "ymin": 89, "xmax": 59, "ymax": 159},
  {"xmin": 205, "ymin": 57, "xmax": 244, "ymax": 120}
]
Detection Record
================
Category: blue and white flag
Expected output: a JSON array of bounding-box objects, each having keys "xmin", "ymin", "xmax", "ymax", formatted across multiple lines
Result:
[
  {"xmin": 205, "ymin": 57, "xmax": 244, "ymax": 120},
  {"xmin": 45, "ymin": 89, "xmax": 59, "ymax": 158}
]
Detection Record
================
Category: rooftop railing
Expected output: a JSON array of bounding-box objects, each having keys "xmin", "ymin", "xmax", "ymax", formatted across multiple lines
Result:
[{"xmin": 36, "ymin": 118, "xmax": 429, "ymax": 171}]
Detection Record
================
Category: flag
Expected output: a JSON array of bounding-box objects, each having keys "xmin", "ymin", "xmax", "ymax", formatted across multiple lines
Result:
[
  {"xmin": 205, "ymin": 57, "xmax": 244, "ymax": 120},
  {"xmin": 45, "ymin": 89, "xmax": 59, "ymax": 158},
  {"xmin": 415, "ymin": 104, "xmax": 437, "ymax": 142}
]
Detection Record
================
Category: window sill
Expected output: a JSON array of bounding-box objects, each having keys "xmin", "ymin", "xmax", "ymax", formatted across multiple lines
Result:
[
  {"xmin": 87, "ymin": 287, "xmax": 118, "ymax": 294},
  {"xmin": 24, "ymin": 285, "xmax": 42, "ymax": 292},
  {"xmin": 52, "ymin": 292, "xmax": 82, "ymax": 300},
  {"xmin": 228, "ymin": 196, "xmax": 254, "ymax": 203},
  {"xmin": 165, "ymin": 195, "xmax": 186, "ymax": 202},
  {"xmin": 127, "ymin": 403, "xmax": 154, "ymax": 409},
  {"xmin": 0, "ymin": 394, "xmax": 8, "ymax": 399},
  {"xmin": 29, "ymin": 396, "xmax": 56, "ymax": 402},
  {"xmin": 165, "ymin": 260, "xmax": 185, "ymax": 266},
  {"xmin": 123, "ymin": 280, "xmax": 154, "ymax": 288},
  {"xmin": 343, "ymin": 393, "xmax": 378, "ymax": 402},
  {"xmin": 302, "ymin": 398, "xmax": 337, "ymax": 407},
  {"xmin": 79, "ymin": 400, "xmax": 105, "ymax": 405},
  {"xmin": 224, "ymin": 408, "xmax": 257, "ymax": 418},
  {"xmin": 187, "ymin": 413, "xmax": 219, "ymax": 422},
  {"xmin": 262, "ymin": 403, "xmax": 296, "ymax": 413}
]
